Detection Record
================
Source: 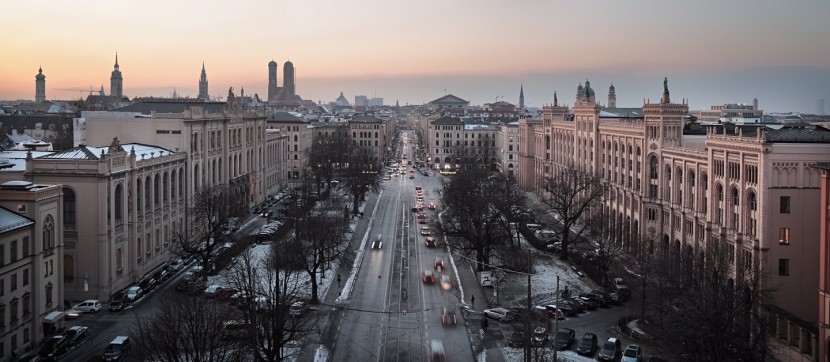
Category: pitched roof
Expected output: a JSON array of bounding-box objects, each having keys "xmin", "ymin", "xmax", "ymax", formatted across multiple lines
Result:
[
  {"xmin": 351, "ymin": 115, "xmax": 383, "ymax": 123},
  {"xmin": 38, "ymin": 143, "xmax": 174, "ymax": 160},
  {"xmin": 765, "ymin": 126, "xmax": 830, "ymax": 143},
  {"xmin": 267, "ymin": 111, "xmax": 306, "ymax": 123},
  {"xmin": 0, "ymin": 206, "xmax": 34, "ymax": 234},
  {"xmin": 429, "ymin": 94, "xmax": 469, "ymax": 105},
  {"xmin": 431, "ymin": 116, "xmax": 464, "ymax": 125},
  {"xmin": 114, "ymin": 101, "xmax": 226, "ymax": 115},
  {"xmin": 599, "ymin": 107, "xmax": 644, "ymax": 118}
]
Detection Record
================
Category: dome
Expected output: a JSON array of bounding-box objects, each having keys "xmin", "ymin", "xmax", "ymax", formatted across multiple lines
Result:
[
  {"xmin": 609, "ymin": 83, "xmax": 615, "ymax": 92},
  {"xmin": 284, "ymin": 60, "xmax": 294, "ymax": 67},
  {"xmin": 268, "ymin": 60, "xmax": 277, "ymax": 66}
]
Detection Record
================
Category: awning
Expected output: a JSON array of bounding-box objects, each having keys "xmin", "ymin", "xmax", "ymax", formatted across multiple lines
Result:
[{"xmin": 42, "ymin": 311, "xmax": 64, "ymax": 323}]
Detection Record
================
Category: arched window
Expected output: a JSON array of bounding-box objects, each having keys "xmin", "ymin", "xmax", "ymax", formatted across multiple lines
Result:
[
  {"xmin": 153, "ymin": 174, "xmax": 160, "ymax": 206},
  {"xmin": 170, "ymin": 170, "xmax": 176, "ymax": 201},
  {"xmin": 42, "ymin": 215, "xmax": 55, "ymax": 252},
  {"xmin": 179, "ymin": 167, "xmax": 185, "ymax": 198},
  {"xmin": 63, "ymin": 187, "xmax": 76, "ymax": 229},
  {"xmin": 114, "ymin": 183, "xmax": 123, "ymax": 222},
  {"xmin": 145, "ymin": 176, "xmax": 151, "ymax": 208},
  {"xmin": 163, "ymin": 172, "xmax": 169, "ymax": 202}
]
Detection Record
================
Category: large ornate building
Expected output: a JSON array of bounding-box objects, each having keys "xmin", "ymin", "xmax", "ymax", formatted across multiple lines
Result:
[{"xmin": 518, "ymin": 79, "xmax": 829, "ymax": 360}]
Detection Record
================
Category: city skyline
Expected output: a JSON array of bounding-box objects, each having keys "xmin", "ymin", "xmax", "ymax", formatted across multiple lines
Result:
[{"xmin": 2, "ymin": 0, "xmax": 829, "ymax": 112}]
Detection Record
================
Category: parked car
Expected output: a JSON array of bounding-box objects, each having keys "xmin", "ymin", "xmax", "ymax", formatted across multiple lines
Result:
[
  {"xmin": 64, "ymin": 325, "xmax": 89, "ymax": 347},
  {"xmin": 483, "ymin": 307, "xmax": 514, "ymax": 322},
  {"xmin": 554, "ymin": 328, "xmax": 575, "ymax": 350},
  {"xmin": 576, "ymin": 332, "xmax": 598, "ymax": 356},
  {"xmin": 578, "ymin": 296, "xmax": 599, "ymax": 310},
  {"xmin": 289, "ymin": 301, "xmax": 306, "ymax": 317},
  {"xmin": 622, "ymin": 344, "xmax": 643, "ymax": 362},
  {"xmin": 566, "ymin": 297, "xmax": 587, "ymax": 313},
  {"xmin": 508, "ymin": 331, "xmax": 526, "ymax": 347},
  {"xmin": 102, "ymin": 335, "xmax": 131, "ymax": 361},
  {"xmin": 222, "ymin": 320, "xmax": 255, "ymax": 340},
  {"xmin": 204, "ymin": 284, "xmax": 223, "ymax": 298},
  {"xmin": 125, "ymin": 286, "xmax": 143, "ymax": 302},
  {"xmin": 73, "ymin": 299, "xmax": 102, "ymax": 313},
  {"xmin": 39, "ymin": 335, "xmax": 69, "ymax": 361},
  {"xmin": 170, "ymin": 258, "xmax": 186, "ymax": 271},
  {"xmin": 542, "ymin": 305, "xmax": 566, "ymax": 320},
  {"xmin": 580, "ymin": 292, "xmax": 608, "ymax": 308},
  {"xmin": 440, "ymin": 307, "xmax": 457, "ymax": 325},
  {"xmin": 108, "ymin": 295, "xmax": 127, "ymax": 312},
  {"xmin": 598, "ymin": 337, "xmax": 622, "ymax": 361},
  {"xmin": 531, "ymin": 327, "xmax": 548, "ymax": 346}
]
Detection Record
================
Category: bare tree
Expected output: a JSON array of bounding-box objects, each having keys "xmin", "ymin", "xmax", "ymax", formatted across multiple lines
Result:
[
  {"xmin": 629, "ymin": 231, "xmax": 659, "ymax": 318},
  {"xmin": 649, "ymin": 241, "xmax": 774, "ymax": 361},
  {"xmin": 173, "ymin": 185, "xmax": 235, "ymax": 280},
  {"xmin": 132, "ymin": 294, "xmax": 248, "ymax": 362},
  {"xmin": 585, "ymin": 210, "xmax": 626, "ymax": 288},
  {"xmin": 307, "ymin": 131, "xmax": 349, "ymax": 193},
  {"xmin": 289, "ymin": 195, "xmax": 349, "ymax": 304},
  {"xmin": 538, "ymin": 165, "xmax": 605, "ymax": 260},
  {"xmin": 222, "ymin": 248, "xmax": 316, "ymax": 361},
  {"xmin": 436, "ymin": 168, "xmax": 520, "ymax": 272},
  {"xmin": 340, "ymin": 145, "xmax": 381, "ymax": 214}
]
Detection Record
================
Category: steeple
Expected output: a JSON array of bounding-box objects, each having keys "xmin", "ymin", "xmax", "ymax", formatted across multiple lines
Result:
[
  {"xmin": 576, "ymin": 82, "xmax": 584, "ymax": 102},
  {"xmin": 268, "ymin": 59, "xmax": 278, "ymax": 101},
  {"xmin": 110, "ymin": 52, "xmax": 123, "ymax": 99},
  {"xmin": 519, "ymin": 84, "xmax": 525, "ymax": 109},
  {"xmin": 608, "ymin": 83, "xmax": 617, "ymax": 108},
  {"xmin": 35, "ymin": 66, "xmax": 46, "ymax": 103},
  {"xmin": 198, "ymin": 62, "xmax": 209, "ymax": 101}
]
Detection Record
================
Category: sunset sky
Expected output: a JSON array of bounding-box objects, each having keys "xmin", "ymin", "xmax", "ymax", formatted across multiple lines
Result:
[{"xmin": 2, "ymin": 0, "xmax": 829, "ymax": 112}]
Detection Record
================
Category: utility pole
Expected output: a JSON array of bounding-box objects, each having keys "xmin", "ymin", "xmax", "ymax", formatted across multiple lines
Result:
[
  {"xmin": 525, "ymin": 249, "xmax": 532, "ymax": 362},
  {"xmin": 553, "ymin": 275, "xmax": 560, "ymax": 362}
]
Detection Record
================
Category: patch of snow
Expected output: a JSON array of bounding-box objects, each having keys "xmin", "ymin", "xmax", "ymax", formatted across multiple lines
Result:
[
  {"xmin": 476, "ymin": 350, "xmax": 487, "ymax": 361},
  {"xmin": 499, "ymin": 254, "xmax": 599, "ymax": 307},
  {"xmin": 628, "ymin": 319, "xmax": 645, "ymax": 336},
  {"xmin": 314, "ymin": 345, "xmax": 330, "ymax": 362},
  {"xmin": 501, "ymin": 347, "xmax": 592, "ymax": 362}
]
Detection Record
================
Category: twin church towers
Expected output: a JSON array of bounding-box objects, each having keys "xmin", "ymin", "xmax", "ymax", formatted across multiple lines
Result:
[{"xmin": 197, "ymin": 59, "xmax": 295, "ymax": 102}]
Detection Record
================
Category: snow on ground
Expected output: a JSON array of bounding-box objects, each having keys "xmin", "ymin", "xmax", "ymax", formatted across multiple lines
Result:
[
  {"xmin": 336, "ymin": 190, "xmax": 383, "ymax": 303},
  {"xmin": 498, "ymin": 253, "xmax": 599, "ymax": 307},
  {"xmin": 313, "ymin": 345, "xmax": 330, "ymax": 362},
  {"xmin": 476, "ymin": 350, "xmax": 487, "ymax": 361},
  {"xmin": 502, "ymin": 347, "xmax": 592, "ymax": 362}
]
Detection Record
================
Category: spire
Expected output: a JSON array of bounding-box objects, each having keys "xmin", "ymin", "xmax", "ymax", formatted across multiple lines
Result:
[
  {"xmin": 519, "ymin": 84, "xmax": 525, "ymax": 109},
  {"xmin": 201, "ymin": 61, "xmax": 205, "ymax": 72},
  {"xmin": 114, "ymin": 52, "xmax": 119, "ymax": 68}
]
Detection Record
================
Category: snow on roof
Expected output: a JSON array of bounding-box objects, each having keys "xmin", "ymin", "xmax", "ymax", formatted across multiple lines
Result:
[
  {"xmin": 6, "ymin": 131, "xmax": 36, "ymax": 143},
  {"xmin": 0, "ymin": 150, "xmax": 55, "ymax": 172},
  {"xmin": 39, "ymin": 143, "xmax": 174, "ymax": 160}
]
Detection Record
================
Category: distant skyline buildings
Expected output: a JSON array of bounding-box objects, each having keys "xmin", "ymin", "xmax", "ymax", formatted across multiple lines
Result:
[
  {"xmin": 35, "ymin": 66, "xmax": 45, "ymax": 103},
  {"xmin": 198, "ymin": 62, "xmax": 208, "ymax": 101}
]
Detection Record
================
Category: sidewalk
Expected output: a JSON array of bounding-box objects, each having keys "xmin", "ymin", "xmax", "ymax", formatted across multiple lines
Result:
[{"xmin": 454, "ymin": 255, "xmax": 507, "ymax": 362}]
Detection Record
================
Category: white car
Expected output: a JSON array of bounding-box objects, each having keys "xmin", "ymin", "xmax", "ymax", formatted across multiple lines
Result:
[
  {"xmin": 73, "ymin": 299, "xmax": 102, "ymax": 313},
  {"xmin": 483, "ymin": 307, "xmax": 514, "ymax": 322},
  {"xmin": 125, "ymin": 286, "xmax": 143, "ymax": 302}
]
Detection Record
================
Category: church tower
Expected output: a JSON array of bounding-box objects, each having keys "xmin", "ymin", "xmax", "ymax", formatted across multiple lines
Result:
[
  {"xmin": 519, "ymin": 84, "xmax": 525, "ymax": 109},
  {"xmin": 283, "ymin": 60, "xmax": 295, "ymax": 97},
  {"xmin": 35, "ymin": 66, "xmax": 46, "ymax": 103},
  {"xmin": 608, "ymin": 83, "xmax": 616, "ymax": 108},
  {"xmin": 268, "ymin": 60, "xmax": 278, "ymax": 101},
  {"xmin": 198, "ymin": 62, "xmax": 209, "ymax": 101},
  {"xmin": 110, "ymin": 53, "xmax": 123, "ymax": 99},
  {"xmin": 644, "ymin": 77, "xmax": 688, "ymax": 149}
]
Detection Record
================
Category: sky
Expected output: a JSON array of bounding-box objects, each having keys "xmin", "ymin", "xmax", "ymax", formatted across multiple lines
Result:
[{"xmin": 2, "ymin": 0, "xmax": 829, "ymax": 113}]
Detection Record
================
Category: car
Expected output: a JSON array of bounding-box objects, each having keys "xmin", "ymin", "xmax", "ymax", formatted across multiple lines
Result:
[
  {"xmin": 204, "ymin": 285, "xmax": 223, "ymax": 298},
  {"xmin": 440, "ymin": 307, "xmax": 457, "ymax": 325},
  {"xmin": 64, "ymin": 308, "xmax": 82, "ymax": 319},
  {"xmin": 430, "ymin": 340, "xmax": 446, "ymax": 362},
  {"xmin": 423, "ymin": 270, "xmax": 436, "ymax": 284},
  {"xmin": 543, "ymin": 305, "xmax": 566, "ymax": 320},
  {"xmin": 409, "ymin": 174, "xmax": 415, "ymax": 179},
  {"xmin": 578, "ymin": 296, "xmax": 599, "ymax": 310},
  {"xmin": 577, "ymin": 332, "xmax": 598, "ymax": 356},
  {"xmin": 434, "ymin": 257, "xmax": 444, "ymax": 270},
  {"xmin": 125, "ymin": 286, "xmax": 143, "ymax": 302},
  {"xmin": 383, "ymin": 175, "xmax": 392, "ymax": 180},
  {"xmin": 566, "ymin": 297, "xmax": 587, "ymax": 313},
  {"xmin": 598, "ymin": 337, "xmax": 623, "ymax": 361},
  {"xmin": 425, "ymin": 237, "xmax": 436, "ymax": 247},
  {"xmin": 508, "ymin": 331, "xmax": 526, "ymax": 347},
  {"xmin": 440, "ymin": 275, "xmax": 452, "ymax": 290},
  {"xmin": 418, "ymin": 216, "xmax": 427, "ymax": 224},
  {"xmin": 556, "ymin": 302, "xmax": 577, "ymax": 316},
  {"xmin": 169, "ymin": 258, "xmax": 186, "ymax": 271},
  {"xmin": 73, "ymin": 300, "xmax": 102, "ymax": 313},
  {"xmin": 581, "ymin": 292, "xmax": 609, "ymax": 308},
  {"xmin": 64, "ymin": 325, "xmax": 89, "ymax": 347},
  {"xmin": 415, "ymin": 186, "xmax": 422, "ymax": 191},
  {"xmin": 428, "ymin": 202, "xmax": 436, "ymax": 210},
  {"xmin": 420, "ymin": 227, "xmax": 431, "ymax": 235},
  {"xmin": 289, "ymin": 301, "xmax": 306, "ymax": 317},
  {"xmin": 102, "ymin": 335, "xmax": 131, "ymax": 361},
  {"xmin": 483, "ymin": 307, "xmax": 514, "ymax": 322},
  {"xmin": 371, "ymin": 234, "xmax": 383, "ymax": 249},
  {"xmin": 39, "ymin": 335, "xmax": 69, "ymax": 361},
  {"xmin": 531, "ymin": 327, "xmax": 548, "ymax": 346},
  {"xmin": 622, "ymin": 344, "xmax": 643, "ymax": 362},
  {"xmin": 554, "ymin": 328, "xmax": 575, "ymax": 350},
  {"xmin": 108, "ymin": 295, "xmax": 127, "ymax": 312}
]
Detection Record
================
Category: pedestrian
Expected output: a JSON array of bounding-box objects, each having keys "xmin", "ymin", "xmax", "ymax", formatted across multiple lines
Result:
[
  {"xmin": 471, "ymin": 295, "xmax": 475, "ymax": 308},
  {"xmin": 483, "ymin": 317, "xmax": 489, "ymax": 330}
]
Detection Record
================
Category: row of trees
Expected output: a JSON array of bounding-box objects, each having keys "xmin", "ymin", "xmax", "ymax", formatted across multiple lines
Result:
[{"xmin": 438, "ymin": 158, "xmax": 775, "ymax": 361}]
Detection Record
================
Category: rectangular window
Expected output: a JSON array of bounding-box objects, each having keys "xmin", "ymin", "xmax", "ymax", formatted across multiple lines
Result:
[
  {"xmin": 10, "ymin": 274, "xmax": 16, "ymax": 291},
  {"xmin": 22, "ymin": 237, "xmax": 29, "ymax": 257},
  {"xmin": 780, "ymin": 196, "xmax": 790, "ymax": 213},
  {"xmin": 0, "ymin": 245, "xmax": 3, "ymax": 266},
  {"xmin": 779, "ymin": 228, "xmax": 790, "ymax": 245},
  {"xmin": 22, "ymin": 269, "xmax": 28, "ymax": 286},
  {"xmin": 10, "ymin": 241, "xmax": 16, "ymax": 262},
  {"xmin": 778, "ymin": 259, "xmax": 790, "ymax": 276}
]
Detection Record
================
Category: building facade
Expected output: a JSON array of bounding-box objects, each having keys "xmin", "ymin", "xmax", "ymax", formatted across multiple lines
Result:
[
  {"xmin": 0, "ymin": 181, "xmax": 64, "ymax": 360},
  {"xmin": 519, "ymin": 79, "xmax": 828, "ymax": 360}
]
